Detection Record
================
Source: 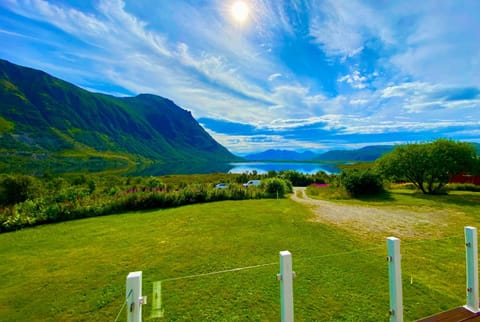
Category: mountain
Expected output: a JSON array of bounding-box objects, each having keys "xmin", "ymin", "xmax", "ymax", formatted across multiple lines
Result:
[
  {"xmin": 244, "ymin": 146, "xmax": 394, "ymax": 162},
  {"xmin": 0, "ymin": 59, "xmax": 239, "ymax": 172},
  {"xmin": 315, "ymin": 145, "xmax": 395, "ymax": 161},
  {"xmin": 244, "ymin": 149, "xmax": 317, "ymax": 161}
]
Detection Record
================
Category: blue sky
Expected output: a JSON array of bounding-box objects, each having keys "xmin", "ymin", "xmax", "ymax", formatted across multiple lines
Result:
[{"xmin": 1, "ymin": 0, "xmax": 479, "ymax": 155}]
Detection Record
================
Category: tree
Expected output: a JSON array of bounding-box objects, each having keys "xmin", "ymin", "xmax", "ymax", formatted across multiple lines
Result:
[
  {"xmin": 261, "ymin": 177, "xmax": 292, "ymax": 196},
  {"xmin": 376, "ymin": 139, "xmax": 477, "ymax": 194}
]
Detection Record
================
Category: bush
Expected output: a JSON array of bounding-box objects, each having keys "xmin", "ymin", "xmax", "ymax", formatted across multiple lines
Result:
[
  {"xmin": 0, "ymin": 173, "xmax": 292, "ymax": 232},
  {"xmin": 0, "ymin": 175, "xmax": 40, "ymax": 206},
  {"xmin": 278, "ymin": 170, "xmax": 331, "ymax": 186},
  {"xmin": 340, "ymin": 170, "xmax": 384, "ymax": 197},
  {"xmin": 262, "ymin": 178, "xmax": 291, "ymax": 197},
  {"xmin": 279, "ymin": 170, "xmax": 313, "ymax": 186},
  {"xmin": 446, "ymin": 183, "xmax": 480, "ymax": 192}
]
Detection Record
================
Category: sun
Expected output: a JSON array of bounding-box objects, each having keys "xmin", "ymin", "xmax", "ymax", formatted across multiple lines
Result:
[{"xmin": 231, "ymin": 1, "xmax": 250, "ymax": 23}]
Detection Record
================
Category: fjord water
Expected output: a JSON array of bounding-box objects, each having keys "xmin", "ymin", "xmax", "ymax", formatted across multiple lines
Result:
[
  {"xmin": 10, "ymin": 160, "xmax": 339, "ymax": 176},
  {"xmin": 227, "ymin": 162, "xmax": 339, "ymax": 174},
  {"xmin": 127, "ymin": 161, "xmax": 339, "ymax": 176}
]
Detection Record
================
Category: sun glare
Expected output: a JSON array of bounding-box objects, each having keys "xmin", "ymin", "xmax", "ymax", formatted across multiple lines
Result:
[{"xmin": 231, "ymin": 1, "xmax": 250, "ymax": 23}]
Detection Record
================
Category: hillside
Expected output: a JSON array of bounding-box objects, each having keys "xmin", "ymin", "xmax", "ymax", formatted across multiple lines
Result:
[{"xmin": 0, "ymin": 59, "xmax": 239, "ymax": 172}]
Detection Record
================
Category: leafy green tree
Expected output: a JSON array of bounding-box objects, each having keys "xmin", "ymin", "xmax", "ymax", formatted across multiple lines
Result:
[{"xmin": 376, "ymin": 139, "xmax": 477, "ymax": 194}]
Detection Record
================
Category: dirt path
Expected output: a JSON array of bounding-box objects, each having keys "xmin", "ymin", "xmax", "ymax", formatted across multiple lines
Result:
[{"xmin": 290, "ymin": 187, "xmax": 467, "ymax": 240}]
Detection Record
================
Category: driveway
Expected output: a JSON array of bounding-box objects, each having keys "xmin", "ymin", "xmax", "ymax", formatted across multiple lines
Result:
[{"xmin": 290, "ymin": 187, "xmax": 466, "ymax": 240}]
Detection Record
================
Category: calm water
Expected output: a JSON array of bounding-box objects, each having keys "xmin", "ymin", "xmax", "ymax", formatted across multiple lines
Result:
[
  {"xmin": 227, "ymin": 162, "xmax": 339, "ymax": 174},
  {"xmin": 13, "ymin": 160, "xmax": 339, "ymax": 176}
]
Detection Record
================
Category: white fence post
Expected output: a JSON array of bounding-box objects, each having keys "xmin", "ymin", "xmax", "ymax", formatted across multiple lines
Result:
[
  {"xmin": 127, "ymin": 271, "xmax": 146, "ymax": 322},
  {"xmin": 387, "ymin": 237, "xmax": 403, "ymax": 322},
  {"xmin": 277, "ymin": 250, "xmax": 294, "ymax": 322},
  {"xmin": 464, "ymin": 226, "xmax": 479, "ymax": 312}
]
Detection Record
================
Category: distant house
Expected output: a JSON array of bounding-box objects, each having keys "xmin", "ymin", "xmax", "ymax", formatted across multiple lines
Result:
[{"xmin": 450, "ymin": 173, "xmax": 480, "ymax": 185}]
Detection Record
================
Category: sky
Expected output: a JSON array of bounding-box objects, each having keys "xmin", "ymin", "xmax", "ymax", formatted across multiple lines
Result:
[{"xmin": 1, "ymin": 0, "xmax": 479, "ymax": 155}]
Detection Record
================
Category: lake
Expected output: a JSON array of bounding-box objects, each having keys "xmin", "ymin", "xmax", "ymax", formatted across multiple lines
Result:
[
  {"xmin": 227, "ymin": 162, "xmax": 339, "ymax": 174},
  {"xmin": 125, "ymin": 161, "xmax": 340, "ymax": 176},
  {"xmin": 9, "ymin": 160, "xmax": 340, "ymax": 176}
]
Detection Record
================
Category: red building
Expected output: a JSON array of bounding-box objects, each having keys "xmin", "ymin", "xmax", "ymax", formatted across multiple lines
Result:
[{"xmin": 450, "ymin": 173, "xmax": 480, "ymax": 185}]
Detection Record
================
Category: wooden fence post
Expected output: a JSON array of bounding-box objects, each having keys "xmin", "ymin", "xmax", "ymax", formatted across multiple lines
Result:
[
  {"xmin": 387, "ymin": 237, "xmax": 403, "ymax": 322},
  {"xmin": 278, "ymin": 250, "xmax": 294, "ymax": 322},
  {"xmin": 465, "ymin": 226, "xmax": 479, "ymax": 312}
]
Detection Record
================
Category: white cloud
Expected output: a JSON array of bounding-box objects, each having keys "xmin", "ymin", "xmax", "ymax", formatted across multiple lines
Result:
[
  {"xmin": 205, "ymin": 129, "xmax": 329, "ymax": 154},
  {"xmin": 381, "ymin": 82, "xmax": 480, "ymax": 114},
  {"xmin": 388, "ymin": 2, "xmax": 480, "ymax": 85},
  {"xmin": 303, "ymin": 94, "xmax": 327, "ymax": 107},
  {"xmin": 350, "ymin": 99, "xmax": 368, "ymax": 105},
  {"xmin": 174, "ymin": 43, "xmax": 277, "ymax": 106},
  {"xmin": 268, "ymin": 73, "xmax": 282, "ymax": 81},
  {"xmin": 382, "ymin": 82, "xmax": 429, "ymax": 98},
  {"xmin": 308, "ymin": 0, "xmax": 393, "ymax": 58},
  {"xmin": 338, "ymin": 70, "xmax": 368, "ymax": 89}
]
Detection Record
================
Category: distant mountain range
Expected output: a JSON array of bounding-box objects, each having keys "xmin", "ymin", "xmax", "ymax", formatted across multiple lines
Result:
[
  {"xmin": 0, "ymin": 59, "xmax": 239, "ymax": 172},
  {"xmin": 314, "ymin": 145, "xmax": 395, "ymax": 161},
  {"xmin": 245, "ymin": 143, "xmax": 480, "ymax": 162},
  {"xmin": 245, "ymin": 146, "xmax": 395, "ymax": 162},
  {"xmin": 244, "ymin": 149, "xmax": 317, "ymax": 161}
]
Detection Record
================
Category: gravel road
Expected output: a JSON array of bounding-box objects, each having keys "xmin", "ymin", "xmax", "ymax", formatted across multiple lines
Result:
[{"xmin": 290, "ymin": 187, "xmax": 467, "ymax": 240}]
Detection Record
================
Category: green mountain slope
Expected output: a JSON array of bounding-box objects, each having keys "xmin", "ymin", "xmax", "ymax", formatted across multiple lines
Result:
[{"xmin": 0, "ymin": 59, "xmax": 239, "ymax": 172}]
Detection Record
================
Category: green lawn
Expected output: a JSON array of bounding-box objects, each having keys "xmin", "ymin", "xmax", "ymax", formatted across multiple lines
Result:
[{"xmin": 0, "ymin": 194, "xmax": 478, "ymax": 321}]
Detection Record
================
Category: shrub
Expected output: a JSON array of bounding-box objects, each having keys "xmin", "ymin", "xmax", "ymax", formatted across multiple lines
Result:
[
  {"xmin": 340, "ymin": 170, "xmax": 384, "ymax": 197},
  {"xmin": 0, "ymin": 175, "xmax": 40, "ymax": 206},
  {"xmin": 279, "ymin": 170, "xmax": 313, "ymax": 186},
  {"xmin": 446, "ymin": 183, "xmax": 480, "ymax": 192},
  {"xmin": 262, "ymin": 178, "xmax": 291, "ymax": 197},
  {"xmin": 0, "ymin": 173, "xmax": 288, "ymax": 232},
  {"xmin": 278, "ymin": 170, "xmax": 331, "ymax": 187}
]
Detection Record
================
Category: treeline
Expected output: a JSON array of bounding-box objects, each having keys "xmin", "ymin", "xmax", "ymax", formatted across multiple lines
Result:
[{"xmin": 0, "ymin": 170, "xmax": 331, "ymax": 232}]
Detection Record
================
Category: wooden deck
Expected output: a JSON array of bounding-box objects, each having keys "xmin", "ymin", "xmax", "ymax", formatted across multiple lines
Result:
[{"xmin": 417, "ymin": 307, "xmax": 480, "ymax": 322}]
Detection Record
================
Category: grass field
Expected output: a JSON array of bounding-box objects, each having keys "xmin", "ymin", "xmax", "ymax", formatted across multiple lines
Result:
[{"xmin": 0, "ymin": 189, "xmax": 479, "ymax": 321}]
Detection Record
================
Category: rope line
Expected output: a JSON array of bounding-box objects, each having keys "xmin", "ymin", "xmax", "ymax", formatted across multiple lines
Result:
[
  {"xmin": 156, "ymin": 232, "xmax": 465, "ymax": 284},
  {"xmin": 295, "ymin": 245, "xmax": 385, "ymax": 264},
  {"xmin": 160, "ymin": 262, "xmax": 277, "ymax": 282},
  {"xmin": 114, "ymin": 288, "xmax": 133, "ymax": 322}
]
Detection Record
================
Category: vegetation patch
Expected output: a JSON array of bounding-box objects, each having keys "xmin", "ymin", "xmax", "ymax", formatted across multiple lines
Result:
[
  {"xmin": 377, "ymin": 139, "xmax": 478, "ymax": 194},
  {"xmin": 339, "ymin": 169, "xmax": 384, "ymax": 197},
  {"xmin": 0, "ymin": 116, "xmax": 14, "ymax": 133}
]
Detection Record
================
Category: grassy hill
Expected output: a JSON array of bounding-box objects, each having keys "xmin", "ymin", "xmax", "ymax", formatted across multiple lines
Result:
[{"xmin": 0, "ymin": 59, "xmax": 240, "ymax": 173}]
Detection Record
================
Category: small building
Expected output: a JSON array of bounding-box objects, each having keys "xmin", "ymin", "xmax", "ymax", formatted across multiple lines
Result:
[{"xmin": 450, "ymin": 173, "xmax": 480, "ymax": 185}]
